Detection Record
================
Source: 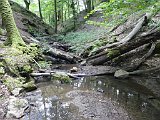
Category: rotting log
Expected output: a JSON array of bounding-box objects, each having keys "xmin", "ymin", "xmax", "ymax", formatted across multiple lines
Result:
[
  {"xmin": 88, "ymin": 13, "xmax": 152, "ymax": 56},
  {"xmin": 47, "ymin": 47, "xmax": 81, "ymax": 63},
  {"xmin": 114, "ymin": 65, "xmax": 160, "ymax": 78},
  {"xmin": 30, "ymin": 66, "xmax": 120, "ymax": 77},
  {"xmin": 108, "ymin": 42, "xmax": 155, "ymax": 71},
  {"xmin": 86, "ymin": 28, "xmax": 160, "ymax": 65},
  {"xmin": 131, "ymin": 42, "xmax": 156, "ymax": 70},
  {"xmin": 22, "ymin": 36, "xmax": 81, "ymax": 63}
]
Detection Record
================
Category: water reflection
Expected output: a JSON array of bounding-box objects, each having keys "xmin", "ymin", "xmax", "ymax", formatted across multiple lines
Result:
[{"xmin": 23, "ymin": 76, "xmax": 160, "ymax": 120}]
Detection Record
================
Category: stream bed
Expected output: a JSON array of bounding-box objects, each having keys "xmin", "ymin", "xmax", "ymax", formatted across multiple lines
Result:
[{"xmin": 22, "ymin": 75, "xmax": 160, "ymax": 120}]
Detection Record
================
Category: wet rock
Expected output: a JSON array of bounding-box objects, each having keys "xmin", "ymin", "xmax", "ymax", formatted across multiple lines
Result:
[
  {"xmin": 11, "ymin": 88, "xmax": 24, "ymax": 96},
  {"xmin": 70, "ymin": 67, "xmax": 78, "ymax": 73},
  {"xmin": 6, "ymin": 96, "xmax": 29, "ymax": 119},
  {"xmin": 97, "ymin": 80, "xmax": 102, "ymax": 85},
  {"xmin": 97, "ymin": 88, "xmax": 104, "ymax": 93},
  {"xmin": 114, "ymin": 69, "xmax": 129, "ymax": 78}
]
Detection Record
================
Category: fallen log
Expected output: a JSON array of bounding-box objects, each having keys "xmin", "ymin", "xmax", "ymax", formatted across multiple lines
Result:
[
  {"xmin": 108, "ymin": 42, "xmax": 155, "ymax": 71},
  {"xmin": 131, "ymin": 42, "xmax": 156, "ymax": 70},
  {"xmin": 22, "ymin": 36, "xmax": 81, "ymax": 63},
  {"xmin": 88, "ymin": 13, "xmax": 152, "ymax": 56},
  {"xmin": 30, "ymin": 66, "xmax": 120, "ymax": 77},
  {"xmin": 30, "ymin": 72, "xmax": 86, "ymax": 79},
  {"xmin": 114, "ymin": 65, "xmax": 160, "ymax": 78},
  {"xmin": 86, "ymin": 28, "xmax": 160, "ymax": 65}
]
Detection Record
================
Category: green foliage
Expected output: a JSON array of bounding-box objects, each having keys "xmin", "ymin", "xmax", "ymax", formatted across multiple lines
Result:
[
  {"xmin": 38, "ymin": 61, "xmax": 51, "ymax": 69},
  {"xmin": 85, "ymin": 0, "xmax": 160, "ymax": 28},
  {"xmin": 60, "ymin": 29, "xmax": 108, "ymax": 54}
]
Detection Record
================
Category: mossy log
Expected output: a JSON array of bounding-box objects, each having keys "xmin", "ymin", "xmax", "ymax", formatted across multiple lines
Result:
[
  {"xmin": 108, "ymin": 42, "xmax": 156, "ymax": 71},
  {"xmin": 88, "ymin": 13, "xmax": 152, "ymax": 56},
  {"xmin": 23, "ymin": 36, "xmax": 81, "ymax": 63},
  {"xmin": 86, "ymin": 28, "xmax": 160, "ymax": 65}
]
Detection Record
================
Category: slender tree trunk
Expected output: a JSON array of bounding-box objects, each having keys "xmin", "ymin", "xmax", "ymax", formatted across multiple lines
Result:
[
  {"xmin": 91, "ymin": 0, "xmax": 94, "ymax": 10},
  {"xmin": 67, "ymin": 0, "xmax": 70, "ymax": 19},
  {"xmin": 86, "ymin": 0, "xmax": 91, "ymax": 12},
  {"xmin": 38, "ymin": 0, "xmax": 43, "ymax": 19},
  {"xmin": 64, "ymin": 11, "xmax": 67, "ymax": 21},
  {"xmin": 0, "ymin": 0, "xmax": 25, "ymax": 47},
  {"xmin": 54, "ymin": 0, "xmax": 57, "ymax": 33},
  {"xmin": 61, "ymin": 3, "xmax": 63, "ymax": 23},
  {"xmin": 71, "ymin": 0, "xmax": 76, "ymax": 31}
]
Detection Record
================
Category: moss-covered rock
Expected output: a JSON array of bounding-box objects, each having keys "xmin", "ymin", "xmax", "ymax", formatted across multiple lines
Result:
[
  {"xmin": 2, "ymin": 75, "xmax": 36, "ymax": 92},
  {"xmin": 3, "ymin": 53, "xmax": 32, "ymax": 76},
  {"xmin": 52, "ymin": 72, "xmax": 71, "ymax": 83},
  {"xmin": 23, "ymin": 81, "xmax": 37, "ymax": 92},
  {"xmin": 0, "ymin": 46, "xmax": 41, "ymax": 76},
  {"xmin": 3, "ymin": 76, "xmax": 25, "ymax": 91}
]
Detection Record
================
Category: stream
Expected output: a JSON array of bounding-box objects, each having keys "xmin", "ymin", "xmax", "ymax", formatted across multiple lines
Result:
[
  {"xmin": 22, "ymin": 77, "xmax": 160, "ymax": 120},
  {"xmin": 22, "ymin": 66, "xmax": 160, "ymax": 120}
]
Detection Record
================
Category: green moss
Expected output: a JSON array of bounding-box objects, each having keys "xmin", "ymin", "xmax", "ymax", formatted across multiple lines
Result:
[
  {"xmin": 23, "ymin": 81, "xmax": 37, "ymax": 92},
  {"xmin": 4, "ymin": 55, "xmax": 31, "ymax": 76},
  {"xmin": 3, "ymin": 75, "xmax": 36, "ymax": 92},
  {"xmin": 0, "ymin": 46, "xmax": 41, "ymax": 76},
  {"xmin": 0, "ymin": 28, "xmax": 5, "ymax": 35},
  {"xmin": 3, "ymin": 76, "xmax": 25, "ymax": 91},
  {"xmin": 20, "ymin": 65, "xmax": 33, "ymax": 74},
  {"xmin": 107, "ymin": 49, "xmax": 120, "ymax": 58},
  {"xmin": 0, "ymin": 28, "xmax": 2, "ymax": 35},
  {"xmin": 38, "ymin": 61, "xmax": 51, "ymax": 69},
  {"xmin": 0, "ymin": 0, "xmax": 26, "ymax": 47},
  {"xmin": 0, "ymin": 62, "xmax": 4, "ymax": 67},
  {"xmin": 52, "ymin": 72, "xmax": 71, "ymax": 83}
]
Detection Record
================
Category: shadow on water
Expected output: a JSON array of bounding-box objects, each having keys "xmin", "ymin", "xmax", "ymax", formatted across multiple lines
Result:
[{"xmin": 23, "ymin": 75, "xmax": 160, "ymax": 120}]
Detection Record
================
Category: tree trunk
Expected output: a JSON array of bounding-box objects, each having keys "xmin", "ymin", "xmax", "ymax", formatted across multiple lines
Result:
[
  {"xmin": 54, "ymin": 0, "xmax": 57, "ymax": 33},
  {"xmin": 71, "ymin": 0, "xmax": 76, "ymax": 31},
  {"xmin": 86, "ymin": 0, "xmax": 92, "ymax": 12},
  {"xmin": 38, "ymin": 0, "xmax": 43, "ymax": 19},
  {"xmin": 0, "ymin": 0, "xmax": 25, "ymax": 47}
]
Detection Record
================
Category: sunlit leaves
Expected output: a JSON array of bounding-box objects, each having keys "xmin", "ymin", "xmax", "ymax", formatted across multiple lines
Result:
[{"xmin": 85, "ymin": 0, "xmax": 159, "ymax": 28}]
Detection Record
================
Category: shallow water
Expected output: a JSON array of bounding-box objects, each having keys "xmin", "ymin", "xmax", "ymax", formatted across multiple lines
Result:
[{"xmin": 23, "ymin": 75, "xmax": 160, "ymax": 120}]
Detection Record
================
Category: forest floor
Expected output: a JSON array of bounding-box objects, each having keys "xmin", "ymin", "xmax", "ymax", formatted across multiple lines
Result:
[{"xmin": 0, "ymin": 1, "xmax": 160, "ymax": 120}]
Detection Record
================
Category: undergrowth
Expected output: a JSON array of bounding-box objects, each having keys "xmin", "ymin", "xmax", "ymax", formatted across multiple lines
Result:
[
  {"xmin": 85, "ymin": 0, "xmax": 160, "ymax": 29},
  {"xmin": 59, "ymin": 29, "xmax": 108, "ymax": 54}
]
